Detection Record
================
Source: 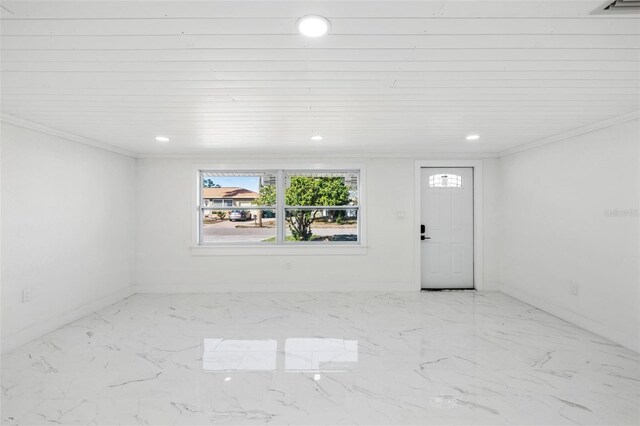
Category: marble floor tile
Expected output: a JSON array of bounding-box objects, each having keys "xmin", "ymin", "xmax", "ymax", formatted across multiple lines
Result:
[{"xmin": 2, "ymin": 291, "xmax": 639, "ymax": 425}]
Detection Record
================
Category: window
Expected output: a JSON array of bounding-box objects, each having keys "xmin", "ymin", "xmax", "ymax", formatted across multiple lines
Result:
[
  {"xmin": 284, "ymin": 171, "xmax": 359, "ymax": 243},
  {"xmin": 199, "ymin": 169, "xmax": 360, "ymax": 245},
  {"xmin": 200, "ymin": 172, "xmax": 277, "ymax": 244},
  {"xmin": 428, "ymin": 173, "xmax": 463, "ymax": 188}
]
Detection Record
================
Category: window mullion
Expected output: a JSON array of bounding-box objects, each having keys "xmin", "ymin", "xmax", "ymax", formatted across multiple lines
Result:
[
  {"xmin": 276, "ymin": 169, "xmax": 286, "ymax": 244},
  {"xmin": 198, "ymin": 172, "xmax": 204, "ymax": 244}
]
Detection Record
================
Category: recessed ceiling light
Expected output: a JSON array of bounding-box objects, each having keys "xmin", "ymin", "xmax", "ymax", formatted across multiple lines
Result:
[
  {"xmin": 297, "ymin": 15, "xmax": 330, "ymax": 37},
  {"xmin": 155, "ymin": 136, "xmax": 170, "ymax": 142},
  {"xmin": 310, "ymin": 135, "xmax": 324, "ymax": 141},
  {"xmin": 466, "ymin": 134, "xmax": 480, "ymax": 141}
]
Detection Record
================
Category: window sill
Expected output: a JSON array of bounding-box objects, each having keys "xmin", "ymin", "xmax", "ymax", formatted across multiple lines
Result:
[{"xmin": 190, "ymin": 244, "xmax": 368, "ymax": 256}]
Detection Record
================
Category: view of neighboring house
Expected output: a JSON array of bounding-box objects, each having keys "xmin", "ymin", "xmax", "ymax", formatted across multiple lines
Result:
[{"xmin": 202, "ymin": 187, "xmax": 259, "ymax": 209}]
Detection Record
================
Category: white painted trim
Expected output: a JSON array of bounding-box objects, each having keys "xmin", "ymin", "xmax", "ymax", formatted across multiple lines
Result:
[
  {"xmin": 276, "ymin": 169, "xmax": 286, "ymax": 244},
  {"xmin": 140, "ymin": 152, "xmax": 499, "ymax": 160},
  {"xmin": 0, "ymin": 121, "xmax": 3, "ymax": 354},
  {"xmin": 482, "ymin": 281, "xmax": 501, "ymax": 292},
  {"xmin": 191, "ymin": 245, "xmax": 368, "ymax": 256},
  {"xmin": 414, "ymin": 160, "xmax": 484, "ymax": 292},
  {"xmin": 499, "ymin": 110, "xmax": 640, "ymax": 158},
  {"xmin": 134, "ymin": 282, "xmax": 415, "ymax": 294},
  {"xmin": 1, "ymin": 286, "xmax": 136, "ymax": 354},
  {"xmin": 190, "ymin": 161, "xmax": 368, "ymax": 250},
  {"xmin": 0, "ymin": 114, "xmax": 137, "ymax": 159},
  {"xmin": 500, "ymin": 286, "xmax": 639, "ymax": 353}
]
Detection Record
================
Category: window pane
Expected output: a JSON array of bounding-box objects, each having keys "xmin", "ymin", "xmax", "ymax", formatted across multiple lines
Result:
[
  {"xmin": 285, "ymin": 171, "xmax": 358, "ymax": 207},
  {"xmin": 285, "ymin": 209, "xmax": 358, "ymax": 242},
  {"xmin": 202, "ymin": 209, "xmax": 276, "ymax": 243},
  {"xmin": 428, "ymin": 173, "xmax": 463, "ymax": 188},
  {"xmin": 202, "ymin": 171, "xmax": 276, "ymax": 209}
]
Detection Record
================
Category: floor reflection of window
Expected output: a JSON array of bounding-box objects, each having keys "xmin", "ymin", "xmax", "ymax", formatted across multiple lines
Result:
[
  {"xmin": 202, "ymin": 338, "xmax": 359, "ymax": 372},
  {"xmin": 285, "ymin": 338, "xmax": 358, "ymax": 372},
  {"xmin": 202, "ymin": 339, "xmax": 277, "ymax": 371}
]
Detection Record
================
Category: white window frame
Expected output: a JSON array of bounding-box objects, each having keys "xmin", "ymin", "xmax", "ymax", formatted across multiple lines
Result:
[{"xmin": 191, "ymin": 163, "xmax": 367, "ymax": 256}]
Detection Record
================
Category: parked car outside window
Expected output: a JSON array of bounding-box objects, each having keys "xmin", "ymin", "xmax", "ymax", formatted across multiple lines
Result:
[{"xmin": 229, "ymin": 210, "xmax": 252, "ymax": 222}]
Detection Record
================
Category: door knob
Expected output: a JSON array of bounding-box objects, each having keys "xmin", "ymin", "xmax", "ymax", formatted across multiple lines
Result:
[{"xmin": 421, "ymin": 235, "xmax": 431, "ymax": 241}]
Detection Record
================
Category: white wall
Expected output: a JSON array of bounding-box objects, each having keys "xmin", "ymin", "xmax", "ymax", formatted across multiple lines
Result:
[
  {"xmin": 135, "ymin": 157, "xmax": 499, "ymax": 293},
  {"xmin": 3, "ymin": 115, "xmax": 636, "ymax": 353},
  {"xmin": 1, "ymin": 123, "xmax": 137, "ymax": 351},
  {"xmin": 482, "ymin": 157, "xmax": 501, "ymax": 290},
  {"xmin": 498, "ymin": 119, "xmax": 640, "ymax": 351}
]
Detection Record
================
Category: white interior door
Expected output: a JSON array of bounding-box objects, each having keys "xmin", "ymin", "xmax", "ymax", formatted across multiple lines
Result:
[{"xmin": 420, "ymin": 168, "xmax": 474, "ymax": 289}]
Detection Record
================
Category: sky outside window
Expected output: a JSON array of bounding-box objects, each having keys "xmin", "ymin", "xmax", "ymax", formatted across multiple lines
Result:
[{"xmin": 203, "ymin": 176, "xmax": 260, "ymax": 192}]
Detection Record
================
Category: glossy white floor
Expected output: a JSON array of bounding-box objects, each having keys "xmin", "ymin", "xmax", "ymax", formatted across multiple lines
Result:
[{"xmin": 2, "ymin": 291, "xmax": 639, "ymax": 425}]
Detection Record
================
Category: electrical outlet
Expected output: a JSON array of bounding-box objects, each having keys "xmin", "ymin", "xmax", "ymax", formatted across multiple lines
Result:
[
  {"xmin": 569, "ymin": 282, "xmax": 579, "ymax": 296},
  {"xmin": 22, "ymin": 288, "xmax": 32, "ymax": 303}
]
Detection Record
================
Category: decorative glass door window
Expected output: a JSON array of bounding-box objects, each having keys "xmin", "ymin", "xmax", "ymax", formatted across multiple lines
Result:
[{"xmin": 428, "ymin": 173, "xmax": 463, "ymax": 188}]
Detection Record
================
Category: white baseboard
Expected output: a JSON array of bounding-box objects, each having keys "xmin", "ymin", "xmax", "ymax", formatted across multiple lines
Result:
[
  {"xmin": 1, "ymin": 286, "xmax": 136, "ymax": 354},
  {"xmin": 134, "ymin": 281, "xmax": 417, "ymax": 294},
  {"xmin": 499, "ymin": 284, "xmax": 639, "ymax": 353},
  {"xmin": 481, "ymin": 281, "xmax": 501, "ymax": 291}
]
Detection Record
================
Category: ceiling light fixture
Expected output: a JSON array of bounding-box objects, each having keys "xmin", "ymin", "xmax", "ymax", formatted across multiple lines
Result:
[
  {"xmin": 465, "ymin": 134, "xmax": 480, "ymax": 141},
  {"xmin": 297, "ymin": 15, "xmax": 330, "ymax": 37},
  {"xmin": 155, "ymin": 136, "xmax": 170, "ymax": 142},
  {"xmin": 310, "ymin": 135, "xmax": 324, "ymax": 141}
]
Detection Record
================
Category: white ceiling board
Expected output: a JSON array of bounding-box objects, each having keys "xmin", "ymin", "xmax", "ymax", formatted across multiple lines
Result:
[
  {"xmin": 1, "ymin": 0, "xmax": 639, "ymax": 156},
  {"xmin": 5, "ymin": 60, "xmax": 639, "ymax": 72},
  {"xmin": 4, "ymin": 48, "xmax": 638, "ymax": 62},
  {"xmin": 5, "ymin": 34, "xmax": 639, "ymax": 50},
  {"xmin": 4, "ymin": 17, "xmax": 640, "ymax": 35},
  {"xmin": 0, "ymin": 1, "xmax": 619, "ymax": 19}
]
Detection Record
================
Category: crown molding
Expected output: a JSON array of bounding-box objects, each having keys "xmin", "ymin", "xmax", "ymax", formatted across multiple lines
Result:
[
  {"xmin": 1, "ymin": 113, "xmax": 137, "ymax": 158},
  {"xmin": 0, "ymin": 113, "xmax": 500, "ymax": 160},
  {"xmin": 5, "ymin": 110, "xmax": 640, "ymax": 160},
  {"xmin": 6, "ymin": 109, "xmax": 635, "ymax": 161},
  {"xmin": 498, "ymin": 110, "xmax": 640, "ymax": 158},
  {"xmin": 135, "ymin": 151, "xmax": 499, "ymax": 160}
]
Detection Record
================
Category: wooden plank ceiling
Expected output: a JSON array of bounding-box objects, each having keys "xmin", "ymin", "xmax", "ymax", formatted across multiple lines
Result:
[{"xmin": 1, "ymin": 0, "xmax": 639, "ymax": 155}]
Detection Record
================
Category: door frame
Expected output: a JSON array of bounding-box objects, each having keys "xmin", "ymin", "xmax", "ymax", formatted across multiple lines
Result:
[{"xmin": 414, "ymin": 160, "xmax": 484, "ymax": 291}]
